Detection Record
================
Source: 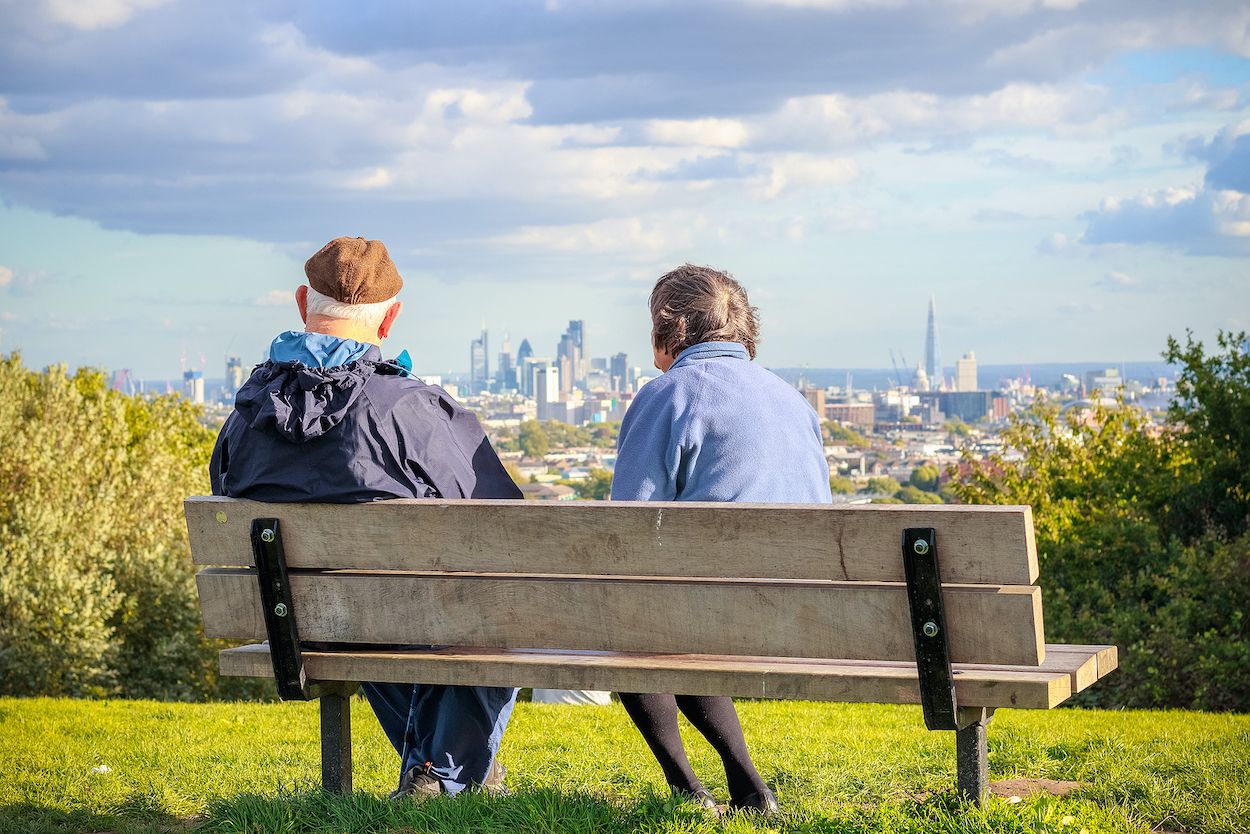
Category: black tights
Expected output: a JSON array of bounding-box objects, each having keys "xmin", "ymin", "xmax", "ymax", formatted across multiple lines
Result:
[{"xmin": 618, "ymin": 692, "xmax": 768, "ymax": 803}]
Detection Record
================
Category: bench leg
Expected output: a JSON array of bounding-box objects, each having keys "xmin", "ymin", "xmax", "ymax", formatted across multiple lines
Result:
[
  {"xmin": 320, "ymin": 684, "xmax": 356, "ymax": 794},
  {"xmin": 955, "ymin": 707, "xmax": 994, "ymax": 806}
]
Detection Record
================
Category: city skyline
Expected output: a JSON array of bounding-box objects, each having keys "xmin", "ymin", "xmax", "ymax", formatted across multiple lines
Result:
[{"xmin": 0, "ymin": 1, "xmax": 1247, "ymax": 378}]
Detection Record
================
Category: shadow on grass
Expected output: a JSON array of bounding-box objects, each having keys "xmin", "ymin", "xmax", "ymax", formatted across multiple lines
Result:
[
  {"xmin": 195, "ymin": 787, "xmax": 723, "ymax": 834},
  {"xmin": 0, "ymin": 798, "xmax": 188, "ymax": 834}
]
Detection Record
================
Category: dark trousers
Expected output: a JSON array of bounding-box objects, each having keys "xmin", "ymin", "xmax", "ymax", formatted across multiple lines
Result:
[{"xmin": 362, "ymin": 681, "xmax": 518, "ymax": 795}]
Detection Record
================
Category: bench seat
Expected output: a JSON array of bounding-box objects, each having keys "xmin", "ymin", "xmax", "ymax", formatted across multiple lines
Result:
[{"xmin": 220, "ymin": 642, "xmax": 1116, "ymax": 710}]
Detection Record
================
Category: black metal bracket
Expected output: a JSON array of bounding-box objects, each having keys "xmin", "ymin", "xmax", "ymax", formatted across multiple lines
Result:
[
  {"xmin": 902, "ymin": 527, "xmax": 958, "ymax": 730},
  {"xmin": 251, "ymin": 518, "xmax": 318, "ymax": 701}
]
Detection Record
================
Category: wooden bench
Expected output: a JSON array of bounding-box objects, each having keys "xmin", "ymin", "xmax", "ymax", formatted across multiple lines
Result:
[{"xmin": 186, "ymin": 497, "xmax": 1117, "ymax": 804}]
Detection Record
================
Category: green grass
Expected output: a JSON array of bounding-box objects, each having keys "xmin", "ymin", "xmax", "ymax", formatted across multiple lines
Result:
[{"xmin": 1, "ymin": 697, "xmax": 1246, "ymax": 834}]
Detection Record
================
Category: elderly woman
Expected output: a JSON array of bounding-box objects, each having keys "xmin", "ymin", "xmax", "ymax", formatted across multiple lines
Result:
[{"xmin": 611, "ymin": 264, "xmax": 832, "ymax": 814}]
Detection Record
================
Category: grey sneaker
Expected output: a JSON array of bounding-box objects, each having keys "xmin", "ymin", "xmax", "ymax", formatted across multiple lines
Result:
[
  {"xmin": 390, "ymin": 762, "xmax": 443, "ymax": 802},
  {"xmin": 478, "ymin": 758, "xmax": 509, "ymax": 797}
]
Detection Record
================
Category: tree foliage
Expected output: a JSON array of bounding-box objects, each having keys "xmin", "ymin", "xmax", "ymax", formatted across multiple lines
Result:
[
  {"xmin": 829, "ymin": 475, "xmax": 856, "ymax": 495},
  {"xmin": 908, "ymin": 464, "xmax": 941, "ymax": 493},
  {"xmin": 517, "ymin": 420, "xmax": 549, "ymax": 459},
  {"xmin": 949, "ymin": 333, "xmax": 1250, "ymax": 710},
  {"xmin": 0, "ymin": 354, "xmax": 231, "ymax": 699},
  {"xmin": 822, "ymin": 421, "xmax": 870, "ymax": 448},
  {"xmin": 1164, "ymin": 330, "xmax": 1250, "ymax": 541},
  {"xmin": 572, "ymin": 468, "xmax": 614, "ymax": 501}
]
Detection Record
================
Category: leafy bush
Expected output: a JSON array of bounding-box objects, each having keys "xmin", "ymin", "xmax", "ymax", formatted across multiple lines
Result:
[
  {"xmin": 829, "ymin": 475, "xmax": 856, "ymax": 494},
  {"xmin": 895, "ymin": 485, "xmax": 943, "ymax": 504},
  {"xmin": 949, "ymin": 332, "xmax": 1250, "ymax": 710},
  {"xmin": 0, "ymin": 353, "xmax": 237, "ymax": 700},
  {"xmin": 908, "ymin": 464, "xmax": 941, "ymax": 492}
]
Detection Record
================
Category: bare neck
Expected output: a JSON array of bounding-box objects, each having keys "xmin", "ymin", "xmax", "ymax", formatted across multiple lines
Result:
[{"xmin": 304, "ymin": 315, "xmax": 381, "ymax": 346}]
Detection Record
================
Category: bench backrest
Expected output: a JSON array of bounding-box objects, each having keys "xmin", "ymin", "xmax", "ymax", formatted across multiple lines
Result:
[{"xmin": 188, "ymin": 497, "xmax": 1044, "ymax": 666}]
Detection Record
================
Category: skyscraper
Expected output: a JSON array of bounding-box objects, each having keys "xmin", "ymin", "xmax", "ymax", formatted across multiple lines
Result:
[
  {"xmin": 535, "ymin": 364, "xmax": 560, "ymax": 421},
  {"xmin": 610, "ymin": 352, "xmax": 629, "ymax": 393},
  {"xmin": 558, "ymin": 320, "xmax": 586, "ymax": 391},
  {"xmin": 496, "ymin": 332, "xmax": 515, "ymax": 392},
  {"xmin": 183, "ymin": 369, "xmax": 205, "ymax": 404},
  {"xmin": 469, "ymin": 327, "xmax": 489, "ymax": 393},
  {"xmin": 225, "ymin": 356, "xmax": 245, "ymax": 399},
  {"xmin": 515, "ymin": 338, "xmax": 534, "ymax": 395},
  {"xmin": 956, "ymin": 351, "xmax": 978, "ymax": 392},
  {"xmin": 925, "ymin": 296, "xmax": 942, "ymax": 391}
]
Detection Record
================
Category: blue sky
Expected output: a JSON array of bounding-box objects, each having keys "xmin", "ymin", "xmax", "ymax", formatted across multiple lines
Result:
[{"xmin": 0, "ymin": 0, "xmax": 1247, "ymax": 380}]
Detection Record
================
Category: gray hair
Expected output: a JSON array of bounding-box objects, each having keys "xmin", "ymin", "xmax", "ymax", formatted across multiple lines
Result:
[{"xmin": 305, "ymin": 285, "xmax": 394, "ymax": 329}]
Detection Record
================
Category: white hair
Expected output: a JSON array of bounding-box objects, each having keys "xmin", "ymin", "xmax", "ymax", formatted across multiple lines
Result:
[{"xmin": 304, "ymin": 285, "xmax": 395, "ymax": 328}]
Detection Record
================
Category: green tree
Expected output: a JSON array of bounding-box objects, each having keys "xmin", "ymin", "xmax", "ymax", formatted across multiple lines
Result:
[
  {"xmin": 829, "ymin": 475, "xmax": 856, "ymax": 495},
  {"xmin": 573, "ymin": 468, "xmax": 614, "ymax": 500},
  {"xmin": 949, "ymin": 390, "xmax": 1250, "ymax": 710},
  {"xmin": 861, "ymin": 476, "xmax": 901, "ymax": 496},
  {"xmin": 908, "ymin": 464, "xmax": 941, "ymax": 492},
  {"xmin": 822, "ymin": 421, "xmax": 870, "ymax": 448},
  {"xmin": 896, "ymin": 485, "xmax": 943, "ymax": 504},
  {"xmin": 1164, "ymin": 330, "xmax": 1250, "ymax": 541},
  {"xmin": 944, "ymin": 419, "xmax": 972, "ymax": 439},
  {"xmin": 543, "ymin": 420, "xmax": 592, "ymax": 448},
  {"xmin": 517, "ymin": 420, "xmax": 549, "ymax": 459},
  {"xmin": 0, "ymin": 354, "xmax": 221, "ymax": 699},
  {"xmin": 589, "ymin": 422, "xmax": 620, "ymax": 449}
]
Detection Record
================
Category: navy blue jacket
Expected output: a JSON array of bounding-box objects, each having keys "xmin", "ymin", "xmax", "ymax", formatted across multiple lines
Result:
[{"xmin": 210, "ymin": 346, "xmax": 520, "ymax": 503}]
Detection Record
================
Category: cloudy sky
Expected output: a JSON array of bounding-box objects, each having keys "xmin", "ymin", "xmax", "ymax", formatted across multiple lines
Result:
[{"xmin": 0, "ymin": 0, "xmax": 1247, "ymax": 380}]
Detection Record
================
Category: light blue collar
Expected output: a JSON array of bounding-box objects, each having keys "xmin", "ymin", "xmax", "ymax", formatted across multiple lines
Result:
[
  {"xmin": 268, "ymin": 330, "xmax": 377, "ymax": 368},
  {"xmin": 671, "ymin": 341, "xmax": 750, "ymax": 369}
]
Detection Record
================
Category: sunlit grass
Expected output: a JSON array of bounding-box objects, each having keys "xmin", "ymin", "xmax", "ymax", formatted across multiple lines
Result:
[{"xmin": 1, "ymin": 697, "xmax": 1246, "ymax": 833}]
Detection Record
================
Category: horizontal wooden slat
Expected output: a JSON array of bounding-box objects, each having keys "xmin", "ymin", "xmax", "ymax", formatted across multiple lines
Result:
[
  {"xmin": 196, "ymin": 569, "xmax": 1044, "ymax": 665},
  {"xmin": 186, "ymin": 497, "xmax": 1038, "ymax": 585},
  {"xmin": 218, "ymin": 643, "xmax": 1073, "ymax": 709}
]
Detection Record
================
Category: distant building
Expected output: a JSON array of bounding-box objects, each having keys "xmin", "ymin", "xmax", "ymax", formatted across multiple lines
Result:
[
  {"xmin": 804, "ymin": 387, "xmax": 827, "ymax": 417},
  {"xmin": 938, "ymin": 391, "xmax": 994, "ymax": 422},
  {"xmin": 826, "ymin": 402, "xmax": 874, "ymax": 428},
  {"xmin": 1084, "ymin": 368, "xmax": 1123, "ymax": 397},
  {"xmin": 496, "ymin": 333, "xmax": 515, "ymax": 392},
  {"xmin": 515, "ymin": 338, "xmax": 534, "ymax": 393},
  {"xmin": 469, "ymin": 328, "xmax": 489, "ymax": 393},
  {"xmin": 535, "ymin": 364, "xmax": 561, "ymax": 421},
  {"xmin": 519, "ymin": 483, "xmax": 578, "ymax": 501},
  {"xmin": 610, "ymin": 352, "xmax": 630, "ymax": 393},
  {"xmin": 911, "ymin": 362, "xmax": 930, "ymax": 392},
  {"xmin": 557, "ymin": 320, "xmax": 586, "ymax": 392},
  {"xmin": 925, "ymin": 296, "xmax": 942, "ymax": 391},
  {"xmin": 225, "ymin": 356, "xmax": 245, "ymax": 399},
  {"xmin": 956, "ymin": 351, "xmax": 977, "ymax": 392},
  {"xmin": 183, "ymin": 369, "xmax": 205, "ymax": 405}
]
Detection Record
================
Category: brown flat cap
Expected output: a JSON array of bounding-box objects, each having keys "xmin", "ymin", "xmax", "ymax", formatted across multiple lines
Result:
[{"xmin": 304, "ymin": 237, "xmax": 402, "ymax": 304}]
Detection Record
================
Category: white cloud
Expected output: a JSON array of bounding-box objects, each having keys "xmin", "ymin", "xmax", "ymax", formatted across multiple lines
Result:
[
  {"xmin": 0, "ymin": 266, "xmax": 12, "ymax": 288},
  {"xmin": 752, "ymin": 154, "xmax": 858, "ymax": 199},
  {"xmin": 645, "ymin": 118, "xmax": 749, "ymax": 149},
  {"xmin": 42, "ymin": 0, "xmax": 169, "ymax": 31},
  {"xmin": 491, "ymin": 214, "xmax": 702, "ymax": 255}
]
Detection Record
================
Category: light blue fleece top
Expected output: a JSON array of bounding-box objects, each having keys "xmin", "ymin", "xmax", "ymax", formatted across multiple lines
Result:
[
  {"xmin": 269, "ymin": 330, "xmax": 374, "ymax": 367},
  {"xmin": 611, "ymin": 341, "xmax": 832, "ymax": 503}
]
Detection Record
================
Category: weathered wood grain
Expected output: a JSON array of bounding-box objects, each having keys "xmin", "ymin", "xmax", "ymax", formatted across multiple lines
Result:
[
  {"xmin": 185, "ymin": 497, "xmax": 1038, "ymax": 585},
  {"xmin": 217, "ymin": 643, "xmax": 1075, "ymax": 709},
  {"xmin": 196, "ymin": 568, "xmax": 1044, "ymax": 665}
]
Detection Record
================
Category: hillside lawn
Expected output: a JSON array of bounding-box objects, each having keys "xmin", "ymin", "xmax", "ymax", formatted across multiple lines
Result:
[{"xmin": 1, "ymin": 697, "xmax": 1247, "ymax": 834}]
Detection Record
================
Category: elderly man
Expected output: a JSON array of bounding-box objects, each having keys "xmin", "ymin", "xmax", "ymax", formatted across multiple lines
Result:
[{"xmin": 210, "ymin": 236, "xmax": 521, "ymax": 799}]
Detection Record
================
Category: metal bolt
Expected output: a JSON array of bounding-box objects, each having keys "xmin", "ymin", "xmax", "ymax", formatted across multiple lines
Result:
[
  {"xmin": 274, "ymin": 603, "xmax": 288, "ymax": 618},
  {"xmin": 922, "ymin": 620, "xmax": 940, "ymax": 637},
  {"xmin": 261, "ymin": 528, "xmax": 275, "ymax": 543},
  {"xmin": 214, "ymin": 511, "xmax": 228, "ymax": 524},
  {"xmin": 913, "ymin": 539, "xmax": 930, "ymax": 556}
]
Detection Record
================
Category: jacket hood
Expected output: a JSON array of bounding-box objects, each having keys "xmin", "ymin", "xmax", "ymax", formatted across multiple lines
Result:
[{"xmin": 234, "ymin": 357, "xmax": 379, "ymax": 443}]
